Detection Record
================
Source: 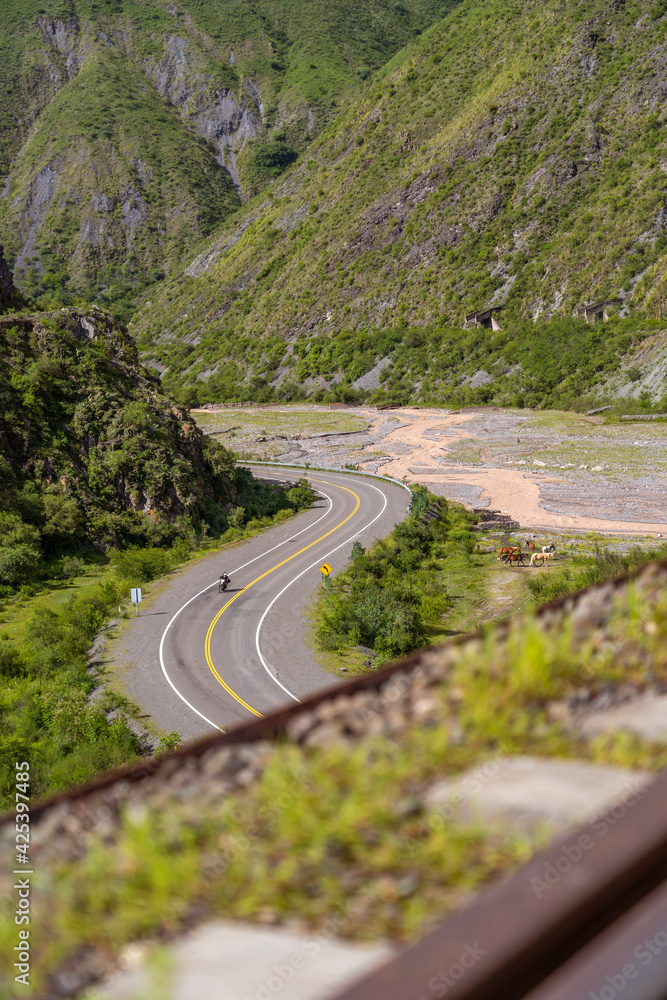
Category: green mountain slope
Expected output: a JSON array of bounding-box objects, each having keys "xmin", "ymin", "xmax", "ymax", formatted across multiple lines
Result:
[
  {"xmin": 0, "ymin": 0, "xmax": 458, "ymax": 318},
  {"xmin": 131, "ymin": 0, "xmax": 667, "ymax": 407}
]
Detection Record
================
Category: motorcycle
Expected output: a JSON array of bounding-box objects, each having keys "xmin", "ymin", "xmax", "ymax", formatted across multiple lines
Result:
[{"xmin": 218, "ymin": 576, "xmax": 230, "ymax": 593}]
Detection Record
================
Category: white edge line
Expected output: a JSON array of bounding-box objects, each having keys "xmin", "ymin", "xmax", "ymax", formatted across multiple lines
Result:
[
  {"xmin": 255, "ymin": 481, "xmax": 389, "ymax": 702},
  {"xmin": 158, "ymin": 487, "xmax": 333, "ymax": 731}
]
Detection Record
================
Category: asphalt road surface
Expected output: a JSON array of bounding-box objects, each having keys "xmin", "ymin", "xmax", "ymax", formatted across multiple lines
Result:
[{"xmin": 155, "ymin": 468, "xmax": 410, "ymax": 735}]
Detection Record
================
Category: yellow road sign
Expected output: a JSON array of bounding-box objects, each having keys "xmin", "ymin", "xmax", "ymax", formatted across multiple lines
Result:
[{"xmin": 320, "ymin": 563, "xmax": 332, "ymax": 576}]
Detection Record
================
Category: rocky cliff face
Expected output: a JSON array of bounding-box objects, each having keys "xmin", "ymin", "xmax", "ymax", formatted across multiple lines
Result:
[{"xmin": 145, "ymin": 34, "xmax": 263, "ymax": 194}]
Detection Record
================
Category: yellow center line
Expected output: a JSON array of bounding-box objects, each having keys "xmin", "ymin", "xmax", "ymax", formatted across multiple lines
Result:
[{"xmin": 204, "ymin": 480, "xmax": 361, "ymax": 717}]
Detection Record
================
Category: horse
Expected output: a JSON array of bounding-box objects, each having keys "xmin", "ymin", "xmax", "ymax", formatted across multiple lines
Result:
[
  {"xmin": 503, "ymin": 552, "xmax": 525, "ymax": 567},
  {"xmin": 542, "ymin": 544, "xmax": 556, "ymax": 553},
  {"xmin": 497, "ymin": 546, "xmax": 520, "ymax": 560},
  {"xmin": 526, "ymin": 540, "xmax": 536, "ymax": 553},
  {"xmin": 531, "ymin": 551, "xmax": 554, "ymax": 566}
]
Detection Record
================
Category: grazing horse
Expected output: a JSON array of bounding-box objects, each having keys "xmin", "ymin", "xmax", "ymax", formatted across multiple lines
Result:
[
  {"xmin": 504, "ymin": 552, "xmax": 525, "ymax": 567},
  {"xmin": 531, "ymin": 551, "xmax": 554, "ymax": 566},
  {"xmin": 542, "ymin": 543, "xmax": 556, "ymax": 553},
  {"xmin": 497, "ymin": 546, "xmax": 520, "ymax": 560}
]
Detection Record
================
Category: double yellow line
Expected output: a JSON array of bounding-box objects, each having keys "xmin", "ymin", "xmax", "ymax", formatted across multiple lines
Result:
[{"xmin": 204, "ymin": 480, "xmax": 360, "ymax": 717}]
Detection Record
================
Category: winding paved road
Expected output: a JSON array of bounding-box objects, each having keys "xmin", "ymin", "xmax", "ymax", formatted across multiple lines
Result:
[{"xmin": 117, "ymin": 468, "xmax": 409, "ymax": 740}]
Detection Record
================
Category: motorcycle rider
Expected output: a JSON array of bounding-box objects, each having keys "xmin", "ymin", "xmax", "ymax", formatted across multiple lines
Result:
[{"xmin": 219, "ymin": 571, "xmax": 230, "ymax": 590}]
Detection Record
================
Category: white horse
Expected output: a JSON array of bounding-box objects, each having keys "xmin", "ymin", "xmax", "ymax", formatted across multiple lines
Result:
[{"xmin": 542, "ymin": 544, "xmax": 556, "ymax": 553}]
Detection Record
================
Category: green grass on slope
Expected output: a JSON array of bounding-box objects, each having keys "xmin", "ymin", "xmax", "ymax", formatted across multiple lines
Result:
[{"xmin": 132, "ymin": 0, "xmax": 667, "ymax": 402}]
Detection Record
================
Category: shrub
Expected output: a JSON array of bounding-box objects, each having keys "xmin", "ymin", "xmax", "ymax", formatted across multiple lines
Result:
[
  {"xmin": 112, "ymin": 546, "xmax": 174, "ymax": 584},
  {"xmin": 250, "ymin": 140, "xmax": 299, "ymax": 180},
  {"xmin": 61, "ymin": 556, "xmax": 86, "ymax": 579}
]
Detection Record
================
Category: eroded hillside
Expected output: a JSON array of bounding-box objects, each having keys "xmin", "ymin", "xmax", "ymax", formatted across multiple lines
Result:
[
  {"xmin": 0, "ymin": 0, "xmax": 458, "ymax": 317},
  {"xmin": 131, "ymin": 0, "xmax": 667, "ymax": 403}
]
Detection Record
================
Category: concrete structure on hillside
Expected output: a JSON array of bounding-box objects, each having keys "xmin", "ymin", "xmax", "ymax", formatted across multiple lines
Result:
[
  {"xmin": 575, "ymin": 298, "xmax": 623, "ymax": 323},
  {"xmin": 464, "ymin": 307, "xmax": 502, "ymax": 331}
]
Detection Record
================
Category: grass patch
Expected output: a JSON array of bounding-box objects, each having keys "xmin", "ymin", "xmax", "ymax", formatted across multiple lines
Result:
[{"xmin": 527, "ymin": 541, "xmax": 667, "ymax": 605}]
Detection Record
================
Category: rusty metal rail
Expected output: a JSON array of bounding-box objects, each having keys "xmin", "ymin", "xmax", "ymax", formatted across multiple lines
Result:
[{"xmin": 329, "ymin": 769, "xmax": 667, "ymax": 1000}]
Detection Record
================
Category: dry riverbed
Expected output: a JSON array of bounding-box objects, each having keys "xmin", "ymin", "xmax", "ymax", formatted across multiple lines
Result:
[{"xmin": 192, "ymin": 405, "xmax": 667, "ymax": 536}]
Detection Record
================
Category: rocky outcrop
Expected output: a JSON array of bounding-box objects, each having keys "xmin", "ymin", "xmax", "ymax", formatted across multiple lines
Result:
[
  {"xmin": 147, "ymin": 35, "xmax": 263, "ymax": 194},
  {"xmin": 37, "ymin": 15, "xmax": 86, "ymax": 81}
]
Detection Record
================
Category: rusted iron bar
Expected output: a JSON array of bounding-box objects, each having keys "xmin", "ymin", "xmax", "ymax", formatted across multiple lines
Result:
[
  {"xmin": 523, "ymin": 875, "xmax": 667, "ymax": 1000},
  {"xmin": 328, "ymin": 770, "xmax": 667, "ymax": 1000}
]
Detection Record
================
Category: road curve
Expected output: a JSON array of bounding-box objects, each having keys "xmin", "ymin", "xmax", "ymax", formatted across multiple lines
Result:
[{"xmin": 158, "ymin": 468, "xmax": 409, "ymax": 734}]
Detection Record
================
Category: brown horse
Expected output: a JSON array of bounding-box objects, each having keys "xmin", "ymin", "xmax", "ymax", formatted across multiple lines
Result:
[
  {"xmin": 526, "ymin": 540, "xmax": 536, "ymax": 553},
  {"xmin": 503, "ymin": 552, "xmax": 525, "ymax": 567},
  {"xmin": 497, "ymin": 546, "xmax": 520, "ymax": 560}
]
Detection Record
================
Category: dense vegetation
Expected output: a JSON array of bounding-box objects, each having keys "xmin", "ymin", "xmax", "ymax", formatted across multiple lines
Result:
[
  {"xmin": 167, "ymin": 313, "xmax": 667, "ymax": 411},
  {"xmin": 0, "ymin": 304, "xmax": 309, "ymax": 572},
  {"xmin": 133, "ymin": 0, "xmax": 667, "ymax": 405},
  {"xmin": 0, "ymin": 0, "xmax": 458, "ymax": 318},
  {"xmin": 317, "ymin": 487, "xmax": 477, "ymax": 658}
]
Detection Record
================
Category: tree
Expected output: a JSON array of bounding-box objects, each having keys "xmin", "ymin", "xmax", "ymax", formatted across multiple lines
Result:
[
  {"xmin": 0, "ymin": 514, "xmax": 41, "ymax": 585},
  {"xmin": 41, "ymin": 494, "xmax": 85, "ymax": 554}
]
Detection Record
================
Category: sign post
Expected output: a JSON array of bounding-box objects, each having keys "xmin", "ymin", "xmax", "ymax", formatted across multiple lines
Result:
[
  {"xmin": 130, "ymin": 588, "xmax": 142, "ymax": 616},
  {"xmin": 320, "ymin": 563, "xmax": 332, "ymax": 578}
]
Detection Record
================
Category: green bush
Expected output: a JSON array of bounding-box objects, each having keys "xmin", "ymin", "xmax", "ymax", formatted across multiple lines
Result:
[
  {"xmin": 286, "ymin": 477, "xmax": 318, "ymax": 510},
  {"xmin": 250, "ymin": 140, "xmax": 299, "ymax": 180},
  {"xmin": 321, "ymin": 584, "xmax": 425, "ymax": 656},
  {"xmin": 317, "ymin": 492, "xmax": 474, "ymax": 660},
  {"xmin": 111, "ymin": 547, "xmax": 175, "ymax": 584}
]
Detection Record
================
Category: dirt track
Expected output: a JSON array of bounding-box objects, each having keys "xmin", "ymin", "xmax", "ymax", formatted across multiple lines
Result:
[{"xmin": 363, "ymin": 409, "xmax": 667, "ymax": 536}]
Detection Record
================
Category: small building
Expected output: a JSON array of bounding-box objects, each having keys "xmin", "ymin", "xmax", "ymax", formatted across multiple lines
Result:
[
  {"xmin": 464, "ymin": 307, "xmax": 502, "ymax": 331},
  {"xmin": 575, "ymin": 298, "xmax": 623, "ymax": 323}
]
